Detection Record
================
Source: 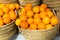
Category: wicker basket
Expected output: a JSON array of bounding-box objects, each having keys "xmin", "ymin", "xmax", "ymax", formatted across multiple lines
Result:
[
  {"xmin": 20, "ymin": 25, "xmax": 59, "ymax": 40},
  {"xmin": 0, "ymin": 21, "xmax": 17, "ymax": 40},
  {"xmin": 18, "ymin": 9, "xmax": 59, "ymax": 40},
  {"xmin": 0, "ymin": 0, "xmax": 17, "ymax": 3},
  {"xmin": 42, "ymin": 0, "xmax": 60, "ymax": 7},
  {"xmin": 19, "ymin": 0, "xmax": 41, "ymax": 7}
]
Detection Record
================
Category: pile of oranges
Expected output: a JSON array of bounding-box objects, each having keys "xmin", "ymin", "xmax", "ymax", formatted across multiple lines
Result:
[
  {"xmin": 15, "ymin": 4, "xmax": 58, "ymax": 30},
  {"xmin": 0, "ymin": 4, "xmax": 20, "ymax": 26}
]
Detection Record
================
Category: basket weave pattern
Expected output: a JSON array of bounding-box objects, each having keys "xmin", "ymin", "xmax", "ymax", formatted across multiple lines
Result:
[
  {"xmin": 0, "ymin": 0, "xmax": 17, "ymax": 3},
  {"xmin": 0, "ymin": 21, "xmax": 17, "ymax": 40},
  {"xmin": 20, "ymin": 25, "xmax": 59, "ymax": 40}
]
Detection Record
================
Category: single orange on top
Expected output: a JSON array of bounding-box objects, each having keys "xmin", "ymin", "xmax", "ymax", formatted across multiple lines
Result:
[
  {"xmin": 9, "ymin": 4, "xmax": 15, "ymax": 10},
  {"xmin": 34, "ymin": 18, "xmax": 41, "ymax": 24},
  {"xmin": 46, "ymin": 8, "xmax": 54, "ymax": 18},
  {"xmin": 25, "ymin": 4, "xmax": 32, "ymax": 11},
  {"xmin": 15, "ymin": 3, "xmax": 20, "ymax": 10},
  {"xmin": 15, "ymin": 18, "xmax": 21, "ymax": 26},
  {"xmin": 0, "ymin": 9, "xmax": 4, "ymax": 17},
  {"xmin": 20, "ymin": 15, "xmax": 27, "ymax": 21},
  {"xmin": 40, "ymin": 4, "xmax": 47, "ymax": 9},
  {"xmin": 30, "ymin": 23, "xmax": 37, "ymax": 30},
  {"xmin": 27, "ymin": 17, "xmax": 34, "ymax": 24},
  {"xmin": 20, "ymin": 21, "xmax": 28, "ymax": 29},
  {"xmin": 38, "ymin": 23, "xmax": 46, "ymax": 30},
  {"xmin": 42, "ymin": 16, "xmax": 50, "ymax": 24},
  {"xmin": 9, "ymin": 10, "xmax": 17, "ymax": 20},
  {"xmin": 33, "ymin": 6, "xmax": 40, "ymax": 13},
  {"xmin": 51, "ymin": 16, "xmax": 58, "ymax": 25},
  {"xmin": 40, "ymin": 11, "xmax": 47, "ymax": 18},
  {"xmin": 46, "ymin": 24, "xmax": 53, "ymax": 29},
  {"xmin": 3, "ymin": 7, "xmax": 9, "ymax": 14},
  {"xmin": 3, "ymin": 14, "xmax": 11, "ymax": 24},
  {"xmin": 34, "ymin": 13, "xmax": 40, "ymax": 18},
  {"xmin": 0, "ymin": 17, "xmax": 4, "ymax": 26},
  {"xmin": 27, "ymin": 10, "xmax": 34, "ymax": 17}
]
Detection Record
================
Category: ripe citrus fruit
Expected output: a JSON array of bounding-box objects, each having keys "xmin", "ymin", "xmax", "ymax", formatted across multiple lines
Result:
[
  {"xmin": 20, "ymin": 21, "xmax": 28, "ymax": 29},
  {"xmin": 3, "ymin": 7, "xmax": 9, "ymax": 13},
  {"xmin": 15, "ymin": 4, "xmax": 20, "ymax": 10},
  {"xmin": 25, "ymin": 4, "xmax": 32, "ymax": 11},
  {"xmin": 3, "ymin": 14, "xmax": 11, "ymax": 24},
  {"xmin": 27, "ymin": 17, "xmax": 34, "ymax": 24},
  {"xmin": 30, "ymin": 23, "xmax": 37, "ymax": 30},
  {"xmin": 33, "ymin": 6, "xmax": 40, "ymax": 13},
  {"xmin": 51, "ymin": 16, "xmax": 58, "ymax": 25},
  {"xmin": 0, "ymin": 4, "xmax": 5, "ymax": 9},
  {"xmin": 46, "ymin": 24, "xmax": 53, "ymax": 29},
  {"xmin": 20, "ymin": 15, "xmax": 27, "ymax": 21},
  {"xmin": 40, "ymin": 4, "xmax": 47, "ymax": 9},
  {"xmin": 15, "ymin": 18, "xmax": 21, "ymax": 26},
  {"xmin": 40, "ymin": 11, "xmax": 47, "ymax": 18},
  {"xmin": 42, "ymin": 17, "xmax": 50, "ymax": 24},
  {"xmin": 19, "ymin": 11, "xmax": 26, "ymax": 16},
  {"xmin": 38, "ymin": 23, "xmax": 46, "ymax": 30},
  {"xmin": 9, "ymin": 10, "xmax": 17, "ymax": 20},
  {"xmin": 0, "ymin": 9, "xmax": 4, "ymax": 17},
  {"xmin": 0, "ymin": 17, "xmax": 3, "ymax": 26},
  {"xmin": 21, "ymin": 7, "xmax": 27, "ymax": 13},
  {"xmin": 27, "ymin": 10, "xmax": 34, "ymax": 17},
  {"xmin": 34, "ymin": 18, "xmax": 41, "ymax": 24},
  {"xmin": 34, "ymin": 13, "xmax": 40, "ymax": 18},
  {"xmin": 40, "ymin": 7, "xmax": 45, "ymax": 12},
  {"xmin": 46, "ymin": 8, "xmax": 54, "ymax": 18},
  {"xmin": 9, "ymin": 4, "xmax": 15, "ymax": 10}
]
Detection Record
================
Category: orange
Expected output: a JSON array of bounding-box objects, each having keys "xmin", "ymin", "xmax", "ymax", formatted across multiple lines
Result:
[
  {"xmin": 27, "ymin": 17, "xmax": 34, "ymax": 24},
  {"xmin": 34, "ymin": 13, "xmax": 40, "ymax": 18},
  {"xmin": 9, "ymin": 4, "xmax": 15, "ymax": 10},
  {"xmin": 30, "ymin": 23, "xmax": 37, "ymax": 30},
  {"xmin": 3, "ymin": 13, "xmax": 10, "ymax": 18},
  {"xmin": 42, "ymin": 17, "xmax": 50, "ymax": 24},
  {"xmin": 19, "ymin": 11, "xmax": 26, "ymax": 17},
  {"xmin": 3, "ymin": 7, "xmax": 9, "ymax": 13},
  {"xmin": 46, "ymin": 24, "xmax": 53, "ymax": 29},
  {"xmin": 34, "ymin": 18, "xmax": 41, "ymax": 24},
  {"xmin": 20, "ymin": 21, "xmax": 28, "ymax": 29},
  {"xmin": 0, "ymin": 4, "xmax": 5, "ymax": 9},
  {"xmin": 21, "ymin": 7, "xmax": 27, "ymax": 14},
  {"xmin": 40, "ymin": 4, "xmax": 47, "ymax": 9},
  {"xmin": 15, "ymin": 3, "xmax": 20, "ymax": 10},
  {"xmin": 20, "ymin": 15, "xmax": 27, "ymax": 21},
  {"xmin": 3, "ymin": 18, "xmax": 11, "ymax": 24},
  {"xmin": 3, "ymin": 14, "xmax": 11, "ymax": 24},
  {"xmin": 15, "ymin": 18, "xmax": 21, "ymax": 26},
  {"xmin": 40, "ymin": 7, "xmax": 45, "ymax": 12},
  {"xmin": 27, "ymin": 10, "xmax": 34, "ymax": 17},
  {"xmin": 25, "ymin": 4, "xmax": 32, "ymax": 11},
  {"xmin": 0, "ymin": 9, "xmax": 4, "ymax": 17},
  {"xmin": 33, "ymin": 6, "xmax": 40, "ymax": 13},
  {"xmin": 38, "ymin": 23, "xmax": 46, "ymax": 30},
  {"xmin": 9, "ymin": 10, "xmax": 17, "ymax": 20},
  {"xmin": 0, "ymin": 17, "xmax": 4, "ymax": 26},
  {"xmin": 46, "ymin": 8, "xmax": 54, "ymax": 18},
  {"xmin": 51, "ymin": 16, "xmax": 58, "ymax": 25},
  {"xmin": 40, "ymin": 11, "xmax": 47, "ymax": 18},
  {"xmin": 5, "ymin": 4, "xmax": 9, "ymax": 8}
]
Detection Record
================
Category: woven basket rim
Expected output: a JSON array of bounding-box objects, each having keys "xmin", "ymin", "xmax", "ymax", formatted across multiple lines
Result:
[
  {"xmin": 18, "ymin": 24, "xmax": 59, "ymax": 32},
  {"xmin": 0, "ymin": 21, "xmax": 15, "ymax": 28}
]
